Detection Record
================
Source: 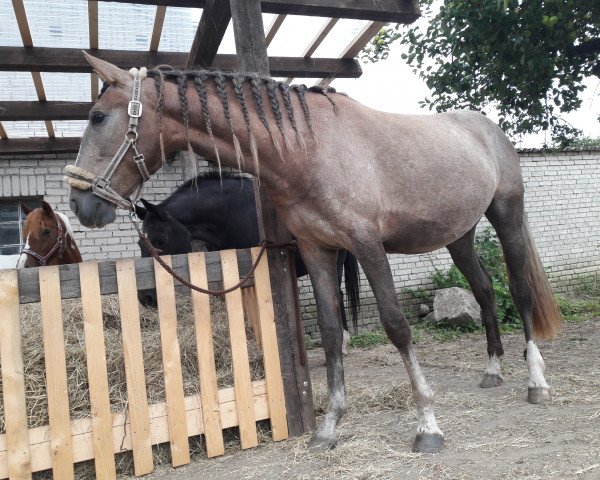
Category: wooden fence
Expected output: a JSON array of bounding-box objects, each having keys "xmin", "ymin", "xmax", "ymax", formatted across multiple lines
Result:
[{"xmin": 0, "ymin": 248, "xmax": 288, "ymax": 479}]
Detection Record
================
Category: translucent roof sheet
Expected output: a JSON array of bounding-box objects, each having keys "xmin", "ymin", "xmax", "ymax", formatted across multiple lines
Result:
[
  {"xmin": 25, "ymin": 0, "xmax": 88, "ymax": 49},
  {"xmin": 98, "ymin": 2, "xmax": 155, "ymax": 50},
  {"xmin": 158, "ymin": 6, "xmax": 201, "ymax": 52}
]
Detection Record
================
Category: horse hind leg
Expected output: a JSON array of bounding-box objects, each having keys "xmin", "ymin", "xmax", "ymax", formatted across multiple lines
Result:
[
  {"xmin": 486, "ymin": 197, "xmax": 562, "ymax": 403},
  {"xmin": 446, "ymin": 227, "xmax": 504, "ymax": 388},
  {"xmin": 354, "ymin": 239, "xmax": 443, "ymax": 453}
]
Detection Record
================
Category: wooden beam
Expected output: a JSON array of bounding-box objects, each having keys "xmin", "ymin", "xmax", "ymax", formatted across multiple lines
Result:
[
  {"xmin": 186, "ymin": 0, "xmax": 231, "ymax": 68},
  {"xmin": 11, "ymin": 0, "xmax": 33, "ymax": 46},
  {"xmin": 105, "ymin": 0, "xmax": 421, "ymax": 23},
  {"xmin": 0, "ymin": 137, "xmax": 81, "ymax": 155},
  {"xmin": 0, "ymin": 47, "xmax": 362, "ymax": 78},
  {"xmin": 0, "ymin": 123, "xmax": 7, "ymax": 140},
  {"xmin": 88, "ymin": 1, "xmax": 99, "ymax": 49},
  {"xmin": 0, "ymin": 101, "xmax": 92, "ymax": 121},
  {"xmin": 265, "ymin": 14, "xmax": 286, "ymax": 47},
  {"xmin": 149, "ymin": 6, "xmax": 167, "ymax": 52},
  {"xmin": 230, "ymin": 0, "xmax": 315, "ymax": 437}
]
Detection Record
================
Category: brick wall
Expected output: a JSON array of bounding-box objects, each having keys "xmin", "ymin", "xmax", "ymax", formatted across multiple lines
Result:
[{"xmin": 1, "ymin": 150, "xmax": 599, "ymax": 335}]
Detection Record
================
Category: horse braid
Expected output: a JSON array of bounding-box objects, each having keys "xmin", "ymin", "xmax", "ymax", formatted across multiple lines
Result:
[
  {"xmin": 193, "ymin": 73, "xmax": 222, "ymax": 175},
  {"xmin": 233, "ymin": 75, "xmax": 260, "ymax": 177},
  {"xmin": 250, "ymin": 76, "xmax": 284, "ymax": 161},
  {"xmin": 278, "ymin": 82, "xmax": 304, "ymax": 150},
  {"xmin": 292, "ymin": 84, "xmax": 314, "ymax": 137},
  {"xmin": 266, "ymin": 80, "xmax": 289, "ymax": 150},
  {"xmin": 215, "ymin": 73, "xmax": 243, "ymax": 172}
]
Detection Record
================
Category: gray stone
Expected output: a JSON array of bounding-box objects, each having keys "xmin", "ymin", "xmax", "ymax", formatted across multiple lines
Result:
[
  {"xmin": 419, "ymin": 304, "xmax": 431, "ymax": 316},
  {"xmin": 433, "ymin": 287, "xmax": 482, "ymax": 327},
  {"xmin": 423, "ymin": 311, "xmax": 436, "ymax": 325}
]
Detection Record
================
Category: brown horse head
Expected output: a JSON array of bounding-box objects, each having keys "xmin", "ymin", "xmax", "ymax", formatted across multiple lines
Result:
[{"xmin": 19, "ymin": 201, "xmax": 82, "ymax": 268}]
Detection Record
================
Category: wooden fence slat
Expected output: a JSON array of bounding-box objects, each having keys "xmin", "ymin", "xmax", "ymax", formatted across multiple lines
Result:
[
  {"xmin": 250, "ymin": 248, "xmax": 289, "ymax": 441},
  {"xmin": 79, "ymin": 261, "xmax": 116, "ymax": 480},
  {"xmin": 220, "ymin": 250, "xmax": 258, "ymax": 449},
  {"xmin": 0, "ymin": 270, "xmax": 32, "ymax": 480},
  {"xmin": 153, "ymin": 257, "xmax": 191, "ymax": 467},
  {"xmin": 241, "ymin": 286, "xmax": 262, "ymax": 348},
  {"xmin": 0, "ymin": 381, "xmax": 271, "ymax": 479},
  {"xmin": 39, "ymin": 266, "xmax": 74, "ymax": 479},
  {"xmin": 115, "ymin": 260, "xmax": 154, "ymax": 476},
  {"xmin": 187, "ymin": 253, "xmax": 225, "ymax": 458}
]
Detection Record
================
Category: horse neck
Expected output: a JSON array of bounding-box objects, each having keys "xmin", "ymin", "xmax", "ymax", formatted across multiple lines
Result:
[
  {"xmin": 160, "ymin": 78, "xmax": 313, "ymax": 183},
  {"xmin": 55, "ymin": 212, "xmax": 83, "ymax": 264}
]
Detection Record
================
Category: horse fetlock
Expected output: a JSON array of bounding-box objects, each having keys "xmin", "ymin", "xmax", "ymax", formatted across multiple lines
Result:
[
  {"xmin": 480, "ymin": 354, "xmax": 503, "ymax": 388},
  {"xmin": 526, "ymin": 340, "xmax": 548, "ymax": 389}
]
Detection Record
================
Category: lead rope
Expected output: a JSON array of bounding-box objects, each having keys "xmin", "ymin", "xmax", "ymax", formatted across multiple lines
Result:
[{"xmin": 129, "ymin": 211, "xmax": 296, "ymax": 296}]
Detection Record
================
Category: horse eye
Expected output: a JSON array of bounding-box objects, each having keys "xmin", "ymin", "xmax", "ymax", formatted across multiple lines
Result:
[
  {"xmin": 42, "ymin": 228, "xmax": 51, "ymax": 237},
  {"xmin": 91, "ymin": 112, "xmax": 106, "ymax": 125}
]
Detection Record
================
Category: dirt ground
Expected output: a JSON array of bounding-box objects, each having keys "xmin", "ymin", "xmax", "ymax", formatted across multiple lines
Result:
[{"xmin": 145, "ymin": 318, "xmax": 600, "ymax": 480}]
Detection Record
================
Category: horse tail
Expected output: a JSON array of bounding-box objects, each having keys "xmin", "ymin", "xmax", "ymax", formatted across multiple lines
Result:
[
  {"xmin": 520, "ymin": 219, "xmax": 562, "ymax": 339},
  {"xmin": 343, "ymin": 253, "xmax": 361, "ymax": 335}
]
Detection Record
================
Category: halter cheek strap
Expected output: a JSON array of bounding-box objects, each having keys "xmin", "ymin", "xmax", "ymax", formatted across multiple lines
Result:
[{"xmin": 63, "ymin": 68, "xmax": 150, "ymax": 210}]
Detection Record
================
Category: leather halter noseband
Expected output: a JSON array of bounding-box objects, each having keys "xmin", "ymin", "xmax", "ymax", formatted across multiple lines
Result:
[
  {"xmin": 20, "ymin": 214, "xmax": 65, "ymax": 267},
  {"xmin": 64, "ymin": 70, "xmax": 150, "ymax": 210}
]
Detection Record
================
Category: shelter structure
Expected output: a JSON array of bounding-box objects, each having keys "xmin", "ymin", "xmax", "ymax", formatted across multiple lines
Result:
[{"xmin": 0, "ymin": 0, "xmax": 421, "ymax": 436}]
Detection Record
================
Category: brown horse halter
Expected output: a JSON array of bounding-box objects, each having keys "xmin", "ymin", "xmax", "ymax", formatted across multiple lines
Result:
[
  {"xmin": 64, "ymin": 69, "xmax": 150, "ymax": 210},
  {"xmin": 20, "ymin": 214, "xmax": 66, "ymax": 267}
]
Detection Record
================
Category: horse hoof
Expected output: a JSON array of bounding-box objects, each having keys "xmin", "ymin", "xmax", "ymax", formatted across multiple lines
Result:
[
  {"xmin": 412, "ymin": 433, "xmax": 444, "ymax": 454},
  {"xmin": 528, "ymin": 386, "xmax": 551, "ymax": 404},
  {"xmin": 308, "ymin": 434, "xmax": 337, "ymax": 451},
  {"xmin": 479, "ymin": 373, "xmax": 503, "ymax": 388}
]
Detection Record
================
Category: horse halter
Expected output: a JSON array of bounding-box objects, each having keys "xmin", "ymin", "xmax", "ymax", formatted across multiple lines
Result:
[
  {"xmin": 20, "ymin": 214, "xmax": 65, "ymax": 267},
  {"xmin": 63, "ymin": 68, "xmax": 151, "ymax": 210}
]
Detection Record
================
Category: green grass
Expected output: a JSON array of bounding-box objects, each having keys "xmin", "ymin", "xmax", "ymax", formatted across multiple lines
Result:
[
  {"xmin": 556, "ymin": 274, "xmax": 600, "ymax": 322},
  {"xmin": 349, "ymin": 330, "xmax": 390, "ymax": 349}
]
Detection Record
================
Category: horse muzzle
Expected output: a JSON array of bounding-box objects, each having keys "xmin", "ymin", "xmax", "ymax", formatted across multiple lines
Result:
[{"xmin": 69, "ymin": 188, "xmax": 117, "ymax": 228}]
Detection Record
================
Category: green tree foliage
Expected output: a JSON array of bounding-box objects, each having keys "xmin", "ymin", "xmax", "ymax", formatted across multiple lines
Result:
[{"xmin": 361, "ymin": 1, "xmax": 600, "ymax": 144}]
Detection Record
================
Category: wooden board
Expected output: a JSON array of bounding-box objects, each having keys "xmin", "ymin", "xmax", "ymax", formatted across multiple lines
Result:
[
  {"xmin": 79, "ymin": 261, "xmax": 116, "ymax": 480},
  {"xmin": 0, "ymin": 269, "xmax": 31, "ymax": 480},
  {"xmin": 251, "ymin": 248, "xmax": 289, "ymax": 441},
  {"xmin": 188, "ymin": 253, "xmax": 225, "ymax": 457},
  {"xmin": 0, "ymin": 382, "xmax": 270, "ymax": 478},
  {"xmin": 39, "ymin": 266, "xmax": 74, "ymax": 479},
  {"xmin": 220, "ymin": 249, "xmax": 258, "ymax": 449},
  {"xmin": 17, "ymin": 250, "xmax": 256, "ymax": 304},
  {"xmin": 241, "ymin": 286, "xmax": 262, "ymax": 348},
  {"xmin": 153, "ymin": 257, "xmax": 190, "ymax": 467},
  {"xmin": 115, "ymin": 260, "xmax": 154, "ymax": 476}
]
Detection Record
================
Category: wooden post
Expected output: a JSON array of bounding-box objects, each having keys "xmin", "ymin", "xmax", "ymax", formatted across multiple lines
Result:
[{"xmin": 229, "ymin": 0, "xmax": 315, "ymax": 436}]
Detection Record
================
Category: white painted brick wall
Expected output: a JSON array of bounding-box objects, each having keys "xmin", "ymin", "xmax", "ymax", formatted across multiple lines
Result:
[{"xmin": 1, "ymin": 150, "xmax": 599, "ymax": 334}]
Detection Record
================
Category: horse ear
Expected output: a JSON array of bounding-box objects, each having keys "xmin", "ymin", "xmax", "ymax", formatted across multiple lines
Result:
[
  {"xmin": 41, "ymin": 201, "xmax": 54, "ymax": 218},
  {"xmin": 20, "ymin": 203, "xmax": 34, "ymax": 216},
  {"xmin": 134, "ymin": 204, "xmax": 147, "ymax": 220},
  {"xmin": 140, "ymin": 198, "xmax": 160, "ymax": 216},
  {"xmin": 82, "ymin": 51, "xmax": 130, "ymax": 85}
]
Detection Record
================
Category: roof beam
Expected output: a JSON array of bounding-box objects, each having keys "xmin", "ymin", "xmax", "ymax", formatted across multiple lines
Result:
[
  {"xmin": 0, "ymin": 101, "xmax": 93, "ymax": 121},
  {"xmin": 265, "ymin": 14, "xmax": 286, "ymax": 47},
  {"xmin": 186, "ymin": 0, "xmax": 231, "ymax": 68},
  {"xmin": 0, "ymin": 137, "xmax": 81, "ymax": 155},
  {"xmin": 88, "ymin": 1, "xmax": 100, "ymax": 101},
  {"xmin": 149, "ymin": 6, "xmax": 167, "ymax": 52},
  {"xmin": 102, "ymin": 0, "xmax": 420, "ymax": 23},
  {"xmin": 0, "ymin": 47, "xmax": 362, "ymax": 78}
]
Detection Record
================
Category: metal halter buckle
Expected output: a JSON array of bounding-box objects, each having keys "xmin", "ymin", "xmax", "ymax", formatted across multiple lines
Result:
[
  {"xmin": 92, "ymin": 177, "xmax": 110, "ymax": 190},
  {"xmin": 128, "ymin": 100, "xmax": 142, "ymax": 118}
]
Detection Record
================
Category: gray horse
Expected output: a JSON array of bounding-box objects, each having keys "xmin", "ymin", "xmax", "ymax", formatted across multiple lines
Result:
[{"xmin": 66, "ymin": 54, "xmax": 562, "ymax": 453}]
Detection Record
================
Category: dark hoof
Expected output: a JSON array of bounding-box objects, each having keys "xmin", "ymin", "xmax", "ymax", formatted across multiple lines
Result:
[
  {"xmin": 528, "ymin": 386, "xmax": 551, "ymax": 404},
  {"xmin": 412, "ymin": 433, "xmax": 444, "ymax": 454},
  {"xmin": 308, "ymin": 434, "xmax": 337, "ymax": 451},
  {"xmin": 479, "ymin": 373, "xmax": 503, "ymax": 388}
]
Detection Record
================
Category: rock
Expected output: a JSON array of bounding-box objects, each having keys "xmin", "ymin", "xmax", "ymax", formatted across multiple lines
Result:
[
  {"xmin": 433, "ymin": 287, "xmax": 482, "ymax": 327},
  {"xmin": 419, "ymin": 304, "xmax": 431, "ymax": 316},
  {"xmin": 423, "ymin": 311, "xmax": 436, "ymax": 325}
]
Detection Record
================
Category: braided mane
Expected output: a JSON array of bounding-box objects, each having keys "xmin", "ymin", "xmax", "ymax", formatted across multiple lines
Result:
[{"xmin": 146, "ymin": 67, "xmax": 336, "ymax": 175}]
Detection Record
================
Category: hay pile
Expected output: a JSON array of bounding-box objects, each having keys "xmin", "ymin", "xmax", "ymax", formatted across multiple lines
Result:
[{"xmin": 0, "ymin": 294, "xmax": 264, "ymax": 461}]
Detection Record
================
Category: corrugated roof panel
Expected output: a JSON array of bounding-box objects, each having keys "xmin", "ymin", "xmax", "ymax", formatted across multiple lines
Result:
[
  {"xmin": 99, "ymin": 2, "xmax": 155, "ymax": 51},
  {"xmin": 3, "ymin": 120, "xmax": 47, "ymax": 138},
  {"xmin": 0, "ymin": 0, "xmax": 23, "ymax": 47},
  {"xmin": 0, "ymin": 72, "xmax": 38, "ymax": 101},
  {"xmin": 312, "ymin": 19, "xmax": 367, "ymax": 57},
  {"xmin": 40, "ymin": 73, "xmax": 91, "ymax": 102},
  {"xmin": 267, "ymin": 15, "xmax": 326, "ymax": 57},
  {"xmin": 25, "ymin": 0, "xmax": 88, "ymax": 48},
  {"xmin": 157, "ymin": 6, "xmax": 200, "ymax": 53},
  {"xmin": 53, "ymin": 120, "xmax": 88, "ymax": 137}
]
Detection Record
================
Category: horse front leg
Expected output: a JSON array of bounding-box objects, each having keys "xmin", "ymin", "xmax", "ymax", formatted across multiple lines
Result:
[
  {"xmin": 298, "ymin": 240, "xmax": 347, "ymax": 450},
  {"xmin": 354, "ymin": 240, "xmax": 444, "ymax": 453}
]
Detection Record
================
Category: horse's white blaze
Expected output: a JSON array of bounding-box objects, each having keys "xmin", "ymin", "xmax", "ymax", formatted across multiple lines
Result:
[
  {"xmin": 484, "ymin": 354, "xmax": 503, "ymax": 377},
  {"xmin": 56, "ymin": 212, "xmax": 76, "ymax": 241},
  {"xmin": 526, "ymin": 340, "xmax": 548, "ymax": 389},
  {"xmin": 403, "ymin": 348, "xmax": 443, "ymax": 437}
]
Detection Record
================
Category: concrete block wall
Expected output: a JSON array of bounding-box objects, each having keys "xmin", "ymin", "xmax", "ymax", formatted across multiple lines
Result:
[{"xmin": 1, "ymin": 149, "xmax": 599, "ymax": 335}]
